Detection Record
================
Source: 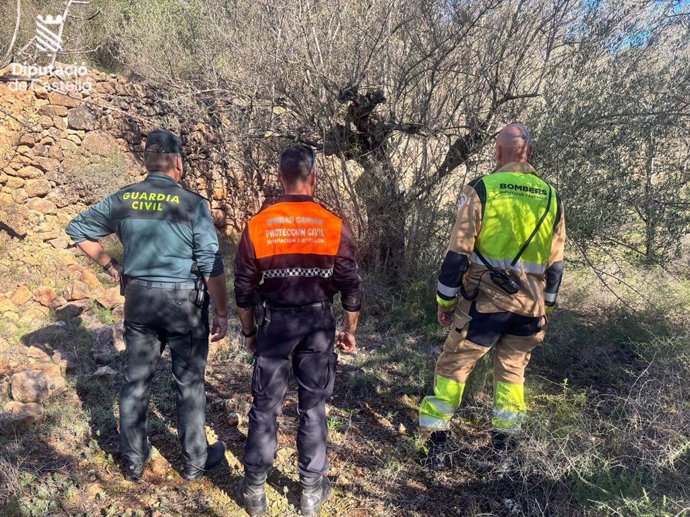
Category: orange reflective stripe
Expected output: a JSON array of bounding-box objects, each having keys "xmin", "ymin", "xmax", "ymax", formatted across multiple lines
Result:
[{"xmin": 248, "ymin": 202, "xmax": 342, "ymax": 259}]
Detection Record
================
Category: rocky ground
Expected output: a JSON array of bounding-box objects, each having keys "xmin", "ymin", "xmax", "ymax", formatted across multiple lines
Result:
[{"xmin": 0, "ymin": 230, "xmax": 555, "ymax": 516}]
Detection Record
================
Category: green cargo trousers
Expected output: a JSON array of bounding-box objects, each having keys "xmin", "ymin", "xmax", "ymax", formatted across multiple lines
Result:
[{"xmin": 120, "ymin": 282, "xmax": 210, "ymax": 467}]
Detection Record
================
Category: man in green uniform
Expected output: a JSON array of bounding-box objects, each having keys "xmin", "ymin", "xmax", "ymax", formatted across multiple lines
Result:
[
  {"xmin": 66, "ymin": 130, "xmax": 228, "ymax": 482},
  {"xmin": 419, "ymin": 124, "xmax": 566, "ymax": 469}
]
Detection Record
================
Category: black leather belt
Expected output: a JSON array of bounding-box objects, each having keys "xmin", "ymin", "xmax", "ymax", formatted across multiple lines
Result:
[
  {"xmin": 128, "ymin": 279, "xmax": 196, "ymax": 290},
  {"xmin": 266, "ymin": 300, "xmax": 331, "ymax": 311}
]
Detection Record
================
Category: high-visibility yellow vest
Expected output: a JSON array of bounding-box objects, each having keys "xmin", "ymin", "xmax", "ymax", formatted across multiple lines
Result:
[{"xmin": 474, "ymin": 171, "xmax": 558, "ymax": 274}]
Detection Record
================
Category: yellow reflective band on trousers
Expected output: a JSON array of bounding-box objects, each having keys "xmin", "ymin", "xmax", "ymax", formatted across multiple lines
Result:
[
  {"xmin": 492, "ymin": 381, "xmax": 526, "ymax": 432},
  {"xmin": 418, "ymin": 375, "xmax": 465, "ymax": 430},
  {"xmin": 476, "ymin": 172, "xmax": 557, "ymax": 272}
]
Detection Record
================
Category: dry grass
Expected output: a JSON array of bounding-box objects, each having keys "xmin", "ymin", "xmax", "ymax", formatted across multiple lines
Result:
[{"xmin": 1, "ymin": 260, "xmax": 689, "ymax": 516}]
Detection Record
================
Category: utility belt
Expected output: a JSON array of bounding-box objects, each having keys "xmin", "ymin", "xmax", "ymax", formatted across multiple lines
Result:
[
  {"xmin": 121, "ymin": 261, "xmax": 207, "ymax": 308},
  {"xmin": 255, "ymin": 299, "xmax": 331, "ymax": 327},
  {"xmin": 127, "ymin": 279, "xmax": 196, "ymax": 290}
]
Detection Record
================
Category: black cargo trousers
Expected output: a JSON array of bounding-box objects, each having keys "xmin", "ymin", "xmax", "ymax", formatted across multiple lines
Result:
[
  {"xmin": 243, "ymin": 302, "xmax": 337, "ymax": 478},
  {"xmin": 120, "ymin": 281, "xmax": 210, "ymax": 467}
]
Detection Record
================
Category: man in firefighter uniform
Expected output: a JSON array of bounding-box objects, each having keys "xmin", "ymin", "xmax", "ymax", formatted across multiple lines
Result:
[
  {"xmin": 234, "ymin": 144, "xmax": 362, "ymax": 516},
  {"xmin": 66, "ymin": 130, "xmax": 228, "ymax": 482},
  {"xmin": 418, "ymin": 123, "xmax": 566, "ymax": 469}
]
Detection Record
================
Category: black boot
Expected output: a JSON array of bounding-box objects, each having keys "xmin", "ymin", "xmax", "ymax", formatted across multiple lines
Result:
[
  {"xmin": 425, "ymin": 431, "xmax": 450, "ymax": 472},
  {"xmin": 182, "ymin": 441, "xmax": 226, "ymax": 481},
  {"xmin": 241, "ymin": 471, "xmax": 267, "ymax": 516},
  {"xmin": 123, "ymin": 445, "xmax": 152, "ymax": 482},
  {"xmin": 300, "ymin": 475, "xmax": 332, "ymax": 516}
]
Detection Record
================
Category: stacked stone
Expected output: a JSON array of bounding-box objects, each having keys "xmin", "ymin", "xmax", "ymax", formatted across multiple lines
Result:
[
  {"xmin": 0, "ymin": 63, "xmax": 258, "ymax": 242},
  {"xmin": 0, "ymin": 263, "xmax": 126, "ymax": 434}
]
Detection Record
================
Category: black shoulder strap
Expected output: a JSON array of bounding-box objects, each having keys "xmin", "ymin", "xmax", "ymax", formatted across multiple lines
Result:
[{"xmin": 474, "ymin": 185, "xmax": 553, "ymax": 270}]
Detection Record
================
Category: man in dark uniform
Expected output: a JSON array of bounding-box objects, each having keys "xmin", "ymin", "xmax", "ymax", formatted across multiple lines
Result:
[
  {"xmin": 66, "ymin": 130, "xmax": 228, "ymax": 482},
  {"xmin": 234, "ymin": 144, "xmax": 362, "ymax": 517}
]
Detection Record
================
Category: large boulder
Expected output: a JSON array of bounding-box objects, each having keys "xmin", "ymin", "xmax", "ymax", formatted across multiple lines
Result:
[{"xmin": 10, "ymin": 366, "xmax": 66, "ymax": 404}]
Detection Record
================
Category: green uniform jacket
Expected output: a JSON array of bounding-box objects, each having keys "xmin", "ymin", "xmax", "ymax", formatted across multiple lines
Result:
[{"xmin": 66, "ymin": 173, "xmax": 223, "ymax": 281}]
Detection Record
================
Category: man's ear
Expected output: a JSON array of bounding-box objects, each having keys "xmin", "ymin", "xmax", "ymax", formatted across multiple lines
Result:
[
  {"xmin": 176, "ymin": 155, "xmax": 185, "ymax": 179},
  {"xmin": 310, "ymin": 169, "xmax": 317, "ymax": 187}
]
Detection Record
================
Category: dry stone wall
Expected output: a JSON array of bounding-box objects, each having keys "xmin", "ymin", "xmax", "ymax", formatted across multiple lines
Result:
[{"xmin": 0, "ymin": 63, "xmax": 257, "ymax": 242}]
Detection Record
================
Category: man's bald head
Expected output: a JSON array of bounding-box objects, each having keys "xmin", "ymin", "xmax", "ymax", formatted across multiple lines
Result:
[{"xmin": 496, "ymin": 124, "xmax": 533, "ymax": 166}]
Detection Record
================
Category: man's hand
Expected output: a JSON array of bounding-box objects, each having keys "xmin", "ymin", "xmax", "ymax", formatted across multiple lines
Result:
[
  {"xmin": 244, "ymin": 335, "xmax": 257, "ymax": 353},
  {"xmin": 437, "ymin": 306, "xmax": 454, "ymax": 327},
  {"xmin": 337, "ymin": 330, "xmax": 356, "ymax": 353},
  {"xmin": 107, "ymin": 263, "xmax": 123, "ymax": 283},
  {"xmin": 210, "ymin": 314, "xmax": 229, "ymax": 342}
]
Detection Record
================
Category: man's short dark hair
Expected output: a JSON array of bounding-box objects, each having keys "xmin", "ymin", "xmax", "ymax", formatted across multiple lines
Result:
[
  {"xmin": 144, "ymin": 129, "xmax": 183, "ymax": 173},
  {"xmin": 279, "ymin": 145, "xmax": 315, "ymax": 185}
]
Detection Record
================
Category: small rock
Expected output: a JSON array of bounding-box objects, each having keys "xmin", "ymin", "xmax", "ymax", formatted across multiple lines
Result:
[
  {"xmin": 111, "ymin": 304, "xmax": 125, "ymax": 320},
  {"xmin": 82, "ymin": 131, "xmax": 119, "ymax": 156},
  {"xmin": 10, "ymin": 285, "xmax": 33, "ymax": 306},
  {"xmin": 26, "ymin": 198, "xmax": 57, "ymax": 214},
  {"xmin": 50, "ymin": 295, "xmax": 67, "ymax": 309},
  {"xmin": 18, "ymin": 307, "xmax": 48, "ymax": 325},
  {"xmin": 47, "ymin": 145, "xmax": 63, "ymax": 161},
  {"xmin": 16, "ymin": 166, "xmax": 43, "ymax": 179},
  {"xmin": 24, "ymin": 178, "xmax": 51, "ymax": 197},
  {"xmin": 26, "ymin": 346, "xmax": 51, "ymax": 362},
  {"xmin": 113, "ymin": 321, "xmax": 125, "ymax": 352},
  {"xmin": 33, "ymin": 286, "xmax": 58, "ymax": 307},
  {"xmin": 67, "ymin": 105, "xmax": 97, "ymax": 131},
  {"xmin": 92, "ymin": 327, "xmax": 118, "ymax": 364},
  {"xmin": 80, "ymin": 269, "xmax": 102, "ymax": 290},
  {"xmin": 94, "ymin": 287, "xmax": 123, "ymax": 309},
  {"xmin": 0, "ymin": 297, "xmax": 17, "ymax": 313},
  {"xmin": 38, "ymin": 105, "xmax": 68, "ymax": 117},
  {"xmin": 0, "ymin": 377, "xmax": 11, "ymax": 404},
  {"xmin": 32, "ymin": 157, "xmax": 61, "ymax": 173},
  {"xmin": 49, "ymin": 238, "xmax": 68, "ymax": 249},
  {"xmin": 18, "ymin": 133, "xmax": 36, "ymax": 146},
  {"xmin": 38, "ymin": 115, "xmax": 54, "ymax": 129},
  {"xmin": 93, "ymin": 365, "xmax": 118, "ymax": 378},
  {"xmin": 48, "ymin": 92, "xmax": 80, "ymax": 108},
  {"xmin": 70, "ymin": 280, "xmax": 91, "ymax": 301},
  {"xmin": 10, "ymin": 367, "xmax": 66, "ymax": 404},
  {"xmin": 52, "ymin": 351, "xmax": 68, "ymax": 372},
  {"xmin": 0, "ymin": 401, "xmax": 45, "ymax": 433},
  {"xmin": 228, "ymin": 412, "xmax": 241, "ymax": 427},
  {"xmin": 55, "ymin": 299, "xmax": 92, "ymax": 320},
  {"xmin": 275, "ymin": 447, "xmax": 296, "ymax": 465}
]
